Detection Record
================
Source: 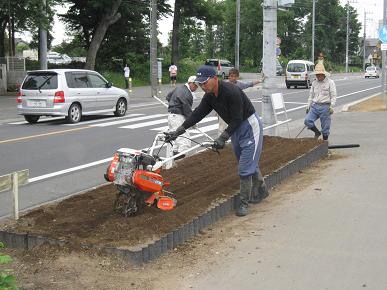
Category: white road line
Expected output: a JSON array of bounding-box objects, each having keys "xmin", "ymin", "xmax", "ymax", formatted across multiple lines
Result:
[
  {"xmin": 28, "ymin": 157, "xmax": 113, "ymax": 183},
  {"xmin": 150, "ymin": 116, "xmax": 219, "ymax": 131},
  {"xmin": 91, "ymin": 114, "xmax": 166, "ymax": 127},
  {"xmin": 65, "ymin": 114, "xmax": 144, "ymax": 126},
  {"xmin": 194, "ymin": 123, "xmax": 219, "ymax": 132},
  {"xmin": 8, "ymin": 116, "xmax": 65, "ymax": 125},
  {"xmin": 284, "ymin": 101, "xmax": 308, "ymax": 105},
  {"xmin": 120, "ymin": 118, "xmax": 168, "ymax": 129}
]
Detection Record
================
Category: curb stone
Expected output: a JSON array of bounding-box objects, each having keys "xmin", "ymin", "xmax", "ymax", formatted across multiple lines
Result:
[{"xmin": 0, "ymin": 142, "xmax": 328, "ymax": 265}]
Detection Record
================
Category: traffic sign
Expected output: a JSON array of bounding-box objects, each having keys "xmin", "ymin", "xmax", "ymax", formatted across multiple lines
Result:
[{"xmin": 378, "ymin": 25, "xmax": 387, "ymax": 43}]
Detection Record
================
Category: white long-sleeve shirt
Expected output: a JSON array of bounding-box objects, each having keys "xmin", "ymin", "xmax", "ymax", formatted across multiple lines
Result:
[{"xmin": 307, "ymin": 77, "xmax": 337, "ymax": 107}]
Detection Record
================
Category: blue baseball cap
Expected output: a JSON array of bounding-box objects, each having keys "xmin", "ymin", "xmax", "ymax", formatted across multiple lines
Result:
[{"xmin": 196, "ymin": 65, "xmax": 216, "ymax": 83}]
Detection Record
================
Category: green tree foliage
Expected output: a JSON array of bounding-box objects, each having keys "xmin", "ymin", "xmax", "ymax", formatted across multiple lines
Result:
[{"xmin": 0, "ymin": 0, "xmax": 57, "ymax": 57}]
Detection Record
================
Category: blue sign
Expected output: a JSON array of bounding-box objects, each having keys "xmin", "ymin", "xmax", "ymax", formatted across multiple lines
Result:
[{"xmin": 379, "ymin": 25, "xmax": 387, "ymax": 43}]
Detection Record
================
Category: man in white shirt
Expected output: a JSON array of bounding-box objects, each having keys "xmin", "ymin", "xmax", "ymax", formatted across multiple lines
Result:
[
  {"xmin": 123, "ymin": 64, "xmax": 130, "ymax": 89},
  {"xmin": 304, "ymin": 63, "xmax": 337, "ymax": 141}
]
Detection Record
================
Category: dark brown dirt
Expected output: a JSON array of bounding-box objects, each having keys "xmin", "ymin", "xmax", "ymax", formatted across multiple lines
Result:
[{"xmin": 4, "ymin": 136, "xmax": 322, "ymax": 248}]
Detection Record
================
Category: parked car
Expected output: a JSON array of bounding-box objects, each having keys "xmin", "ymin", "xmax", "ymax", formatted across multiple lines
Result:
[
  {"xmin": 205, "ymin": 59, "xmax": 234, "ymax": 79},
  {"xmin": 364, "ymin": 66, "xmax": 380, "ymax": 78},
  {"xmin": 276, "ymin": 62, "xmax": 284, "ymax": 76},
  {"xmin": 257, "ymin": 59, "xmax": 283, "ymax": 76},
  {"xmin": 17, "ymin": 69, "xmax": 129, "ymax": 124},
  {"xmin": 47, "ymin": 52, "xmax": 72, "ymax": 65},
  {"xmin": 285, "ymin": 60, "xmax": 315, "ymax": 89}
]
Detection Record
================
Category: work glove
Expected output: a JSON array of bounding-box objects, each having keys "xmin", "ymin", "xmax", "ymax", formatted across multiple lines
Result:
[
  {"xmin": 213, "ymin": 131, "xmax": 230, "ymax": 150},
  {"xmin": 164, "ymin": 126, "xmax": 186, "ymax": 143},
  {"xmin": 306, "ymin": 107, "xmax": 310, "ymax": 114},
  {"xmin": 329, "ymin": 106, "xmax": 334, "ymax": 115}
]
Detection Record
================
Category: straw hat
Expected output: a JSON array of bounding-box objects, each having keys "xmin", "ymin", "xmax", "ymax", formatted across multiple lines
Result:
[{"xmin": 313, "ymin": 63, "xmax": 330, "ymax": 76}]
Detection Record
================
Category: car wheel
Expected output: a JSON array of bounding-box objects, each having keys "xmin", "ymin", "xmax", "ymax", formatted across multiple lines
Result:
[
  {"xmin": 66, "ymin": 103, "xmax": 82, "ymax": 123},
  {"xmin": 114, "ymin": 98, "xmax": 127, "ymax": 117},
  {"xmin": 24, "ymin": 115, "xmax": 40, "ymax": 124}
]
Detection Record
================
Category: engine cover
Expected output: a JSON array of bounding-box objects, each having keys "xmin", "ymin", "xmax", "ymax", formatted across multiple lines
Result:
[{"xmin": 132, "ymin": 169, "xmax": 164, "ymax": 192}]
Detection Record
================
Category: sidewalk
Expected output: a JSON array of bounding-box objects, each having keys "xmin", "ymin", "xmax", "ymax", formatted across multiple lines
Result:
[{"xmin": 156, "ymin": 108, "xmax": 387, "ymax": 289}]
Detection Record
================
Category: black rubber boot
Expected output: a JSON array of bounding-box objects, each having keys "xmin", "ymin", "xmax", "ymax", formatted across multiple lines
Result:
[
  {"xmin": 323, "ymin": 134, "xmax": 328, "ymax": 141},
  {"xmin": 310, "ymin": 126, "xmax": 321, "ymax": 139},
  {"xmin": 249, "ymin": 171, "xmax": 269, "ymax": 203},
  {"xmin": 236, "ymin": 175, "xmax": 251, "ymax": 217}
]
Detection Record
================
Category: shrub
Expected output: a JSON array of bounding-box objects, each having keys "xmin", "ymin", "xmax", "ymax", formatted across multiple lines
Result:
[{"xmin": 0, "ymin": 242, "xmax": 18, "ymax": 290}]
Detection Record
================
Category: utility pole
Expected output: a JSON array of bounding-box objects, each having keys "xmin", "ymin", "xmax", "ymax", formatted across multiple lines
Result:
[
  {"xmin": 311, "ymin": 0, "xmax": 315, "ymax": 63},
  {"xmin": 382, "ymin": 0, "xmax": 387, "ymax": 109},
  {"xmin": 262, "ymin": 0, "xmax": 277, "ymax": 133},
  {"xmin": 235, "ymin": 0, "xmax": 240, "ymax": 70},
  {"xmin": 39, "ymin": 0, "xmax": 47, "ymax": 69},
  {"xmin": 363, "ymin": 10, "xmax": 366, "ymax": 71},
  {"xmin": 363, "ymin": 11, "xmax": 373, "ymax": 71},
  {"xmin": 345, "ymin": 1, "xmax": 349, "ymax": 73},
  {"xmin": 150, "ymin": 0, "xmax": 158, "ymax": 98}
]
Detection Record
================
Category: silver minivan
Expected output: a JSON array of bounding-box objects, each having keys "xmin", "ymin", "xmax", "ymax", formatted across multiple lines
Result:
[
  {"xmin": 17, "ymin": 69, "xmax": 129, "ymax": 124},
  {"xmin": 285, "ymin": 60, "xmax": 315, "ymax": 89}
]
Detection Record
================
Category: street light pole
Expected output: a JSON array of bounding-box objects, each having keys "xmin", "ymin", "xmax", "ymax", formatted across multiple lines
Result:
[
  {"xmin": 150, "ymin": 0, "xmax": 158, "ymax": 98},
  {"xmin": 235, "ymin": 0, "xmax": 240, "ymax": 70},
  {"xmin": 345, "ymin": 1, "xmax": 349, "ymax": 73},
  {"xmin": 312, "ymin": 0, "xmax": 315, "ymax": 63}
]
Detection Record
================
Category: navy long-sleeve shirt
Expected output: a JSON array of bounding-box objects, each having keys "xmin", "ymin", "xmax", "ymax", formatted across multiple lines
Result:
[{"xmin": 182, "ymin": 81, "xmax": 256, "ymax": 135}]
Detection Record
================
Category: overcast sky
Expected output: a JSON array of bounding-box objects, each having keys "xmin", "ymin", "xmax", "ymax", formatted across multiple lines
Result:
[{"xmin": 47, "ymin": 0, "xmax": 384, "ymax": 47}]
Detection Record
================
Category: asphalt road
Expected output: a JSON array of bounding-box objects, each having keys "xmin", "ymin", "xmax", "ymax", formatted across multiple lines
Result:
[{"xmin": 0, "ymin": 73, "xmax": 382, "ymax": 218}]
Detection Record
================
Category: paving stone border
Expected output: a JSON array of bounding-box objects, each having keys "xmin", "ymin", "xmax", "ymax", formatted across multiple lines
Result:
[{"xmin": 0, "ymin": 142, "xmax": 328, "ymax": 265}]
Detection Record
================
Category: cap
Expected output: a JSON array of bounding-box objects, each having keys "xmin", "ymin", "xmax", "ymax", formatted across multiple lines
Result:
[
  {"xmin": 187, "ymin": 75, "xmax": 196, "ymax": 83},
  {"xmin": 196, "ymin": 65, "xmax": 216, "ymax": 83}
]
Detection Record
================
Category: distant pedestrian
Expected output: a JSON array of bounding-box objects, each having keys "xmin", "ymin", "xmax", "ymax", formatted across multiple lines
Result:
[
  {"xmin": 304, "ymin": 63, "xmax": 337, "ymax": 141},
  {"xmin": 166, "ymin": 75, "xmax": 198, "ymax": 158},
  {"xmin": 123, "ymin": 64, "xmax": 130, "ymax": 89},
  {"xmin": 169, "ymin": 63, "xmax": 178, "ymax": 87}
]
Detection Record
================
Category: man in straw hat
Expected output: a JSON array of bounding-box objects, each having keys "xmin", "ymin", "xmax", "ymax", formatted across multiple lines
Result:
[
  {"xmin": 166, "ymin": 75, "xmax": 198, "ymax": 159},
  {"xmin": 304, "ymin": 62, "xmax": 337, "ymax": 140}
]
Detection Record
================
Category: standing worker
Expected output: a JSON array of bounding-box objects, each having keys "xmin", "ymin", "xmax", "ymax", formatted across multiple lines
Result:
[
  {"xmin": 304, "ymin": 63, "xmax": 337, "ymax": 141},
  {"xmin": 228, "ymin": 68, "xmax": 261, "ymax": 90},
  {"xmin": 123, "ymin": 63, "xmax": 130, "ymax": 89},
  {"xmin": 166, "ymin": 76, "xmax": 198, "ymax": 159},
  {"xmin": 165, "ymin": 66, "xmax": 268, "ymax": 217},
  {"xmin": 217, "ymin": 67, "xmax": 261, "ymax": 133},
  {"xmin": 169, "ymin": 62, "xmax": 178, "ymax": 87}
]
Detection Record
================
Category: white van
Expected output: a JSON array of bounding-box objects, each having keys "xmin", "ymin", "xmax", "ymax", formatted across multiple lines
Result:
[{"xmin": 285, "ymin": 60, "xmax": 315, "ymax": 89}]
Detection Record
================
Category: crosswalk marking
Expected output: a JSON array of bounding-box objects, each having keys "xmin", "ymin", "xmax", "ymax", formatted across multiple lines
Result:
[
  {"xmin": 194, "ymin": 123, "xmax": 219, "ymax": 133},
  {"xmin": 65, "ymin": 114, "xmax": 144, "ymax": 126},
  {"xmin": 120, "ymin": 118, "xmax": 168, "ymax": 129},
  {"xmin": 91, "ymin": 114, "xmax": 166, "ymax": 127},
  {"xmin": 151, "ymin": 116, "xmax": 219, "ymax": 131}
]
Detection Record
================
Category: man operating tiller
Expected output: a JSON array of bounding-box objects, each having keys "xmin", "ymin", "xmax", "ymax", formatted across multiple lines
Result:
[{"xmin": 165, "ymin": 65, "xmax": 269, "ymax": 217}]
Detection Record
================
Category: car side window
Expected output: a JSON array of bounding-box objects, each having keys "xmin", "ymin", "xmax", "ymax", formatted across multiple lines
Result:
[
  {"xmin": 66, "ymin": 72, "xmax": 89, "ymax": 88},
  {"xmin": 88, "ymin": 73, "xmax": 107, "ymax": 88}
]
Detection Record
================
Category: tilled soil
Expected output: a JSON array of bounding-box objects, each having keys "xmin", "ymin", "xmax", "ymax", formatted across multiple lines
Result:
[{"xmin": 4, "ymin": 136, "xmax": 322, "ymax": 248}]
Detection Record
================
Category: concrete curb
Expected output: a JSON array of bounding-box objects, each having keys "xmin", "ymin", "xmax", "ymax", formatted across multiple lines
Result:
[
  {"xmin": 0, "ymin": 142, "xmax": 328, "ymax": 264},
  {"xmin": 342, "ymin": 93, "xmax": 379, "ymax": 112}
]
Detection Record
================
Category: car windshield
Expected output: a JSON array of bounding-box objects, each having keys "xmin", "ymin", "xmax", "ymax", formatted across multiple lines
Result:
[
  {"xmin": 22, "ymin": 72, "xmax": 58, "ymax": 90},
  {"xmin": 287, "ymin": 63, "xmax": 306, "ymax": 72}
]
